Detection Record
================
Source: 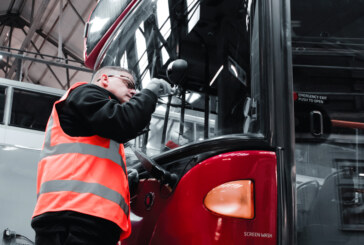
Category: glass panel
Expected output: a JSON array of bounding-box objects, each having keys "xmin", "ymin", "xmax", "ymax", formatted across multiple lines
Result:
[
  {"xmin": 0, "ymin": 86, "xmax": 5, "ymax": 124},
  {"xmin": 10, "ymin": 89, "xmax": 60, "ymax": 131},
  {"xmin": 98, "ymin": 0, "xmax": 264, "ymax": 157},
  {"xmin": 85, "ymin": 0, "xmax": 133, "ymax": 56},
  {"xmin": 292, "ymin": 0, "xmax": 364, "ymax": 243}
]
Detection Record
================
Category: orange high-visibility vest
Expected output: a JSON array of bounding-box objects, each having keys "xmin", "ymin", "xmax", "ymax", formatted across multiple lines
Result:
[{"xmin": 32, "ymin": 82, "xmax": 131, "ymax": 239}]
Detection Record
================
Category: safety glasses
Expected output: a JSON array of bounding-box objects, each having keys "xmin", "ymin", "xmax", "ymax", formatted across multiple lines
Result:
[{"xmin": 107, "ymin": 75, "xmax": 136, "ymax": 90}]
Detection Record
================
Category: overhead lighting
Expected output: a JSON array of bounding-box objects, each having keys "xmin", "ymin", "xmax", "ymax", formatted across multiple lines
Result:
[
  {"xmin": 209, "ymin": 65, "xmax": 224, "ymax": 86},
  {"xmin": 359, "ymin": 173, "xmax": 364, "ymax": 177}
]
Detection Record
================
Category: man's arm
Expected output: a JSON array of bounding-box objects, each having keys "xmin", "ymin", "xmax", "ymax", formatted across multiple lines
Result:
[{"xmin": 57, "ymin": 84, "xmax": 158, "ymax": 143}]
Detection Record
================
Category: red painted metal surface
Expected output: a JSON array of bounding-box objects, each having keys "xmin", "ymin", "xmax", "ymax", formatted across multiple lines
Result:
[
  {"xmin": 123, "ymin": 150, "xmax": 277, "ymax": 245},
  {"xmin": 121, "ymin": 179, "xmax": 172, "ymax": 244}
]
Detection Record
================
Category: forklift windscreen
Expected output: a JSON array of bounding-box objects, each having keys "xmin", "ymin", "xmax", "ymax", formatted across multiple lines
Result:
[{"xmin": 92, "ymin": 0, "xmax": 265, "ymax": 158}]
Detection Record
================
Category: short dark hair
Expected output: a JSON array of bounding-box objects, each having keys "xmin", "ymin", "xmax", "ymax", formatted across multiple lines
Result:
[{"xmin": 91, "ymin": 66, "xmax": 137, "ymax": 84}]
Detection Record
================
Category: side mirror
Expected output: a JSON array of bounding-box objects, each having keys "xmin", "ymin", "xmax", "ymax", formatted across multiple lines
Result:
[{"xmin": 166, "ymin": 59, "xmax": 188, "ymax": 86}]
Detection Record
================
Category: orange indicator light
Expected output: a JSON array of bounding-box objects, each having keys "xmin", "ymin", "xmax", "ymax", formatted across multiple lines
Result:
[{"xmin": 204, "ymin": 180, "xmax": 254, "ymax": 219}]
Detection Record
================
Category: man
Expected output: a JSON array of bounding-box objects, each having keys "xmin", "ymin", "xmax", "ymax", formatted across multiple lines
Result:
[{"xmin": 31, "ymin": 66, "xmax": 171, "ymax": 245}]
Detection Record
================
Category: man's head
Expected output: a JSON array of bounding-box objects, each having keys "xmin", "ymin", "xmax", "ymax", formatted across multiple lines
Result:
[{"xmin": 91, "ymin": 66, "xmax": 137, "ymax": 103}]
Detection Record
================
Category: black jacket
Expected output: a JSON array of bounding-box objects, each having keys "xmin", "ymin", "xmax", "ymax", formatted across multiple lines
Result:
[{"xmin": 57, "ymin": 83, "xmax": 157, "ymax": 143}]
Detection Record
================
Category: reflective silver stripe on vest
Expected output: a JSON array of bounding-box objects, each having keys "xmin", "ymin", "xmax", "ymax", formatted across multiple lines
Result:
[
  {"xmin": 38, "ymin": 179, "xmax": 129, "ymax": 216},
  {"xmin": 41, "ymin": 117, "xmax": 126, "ymax": 175}
]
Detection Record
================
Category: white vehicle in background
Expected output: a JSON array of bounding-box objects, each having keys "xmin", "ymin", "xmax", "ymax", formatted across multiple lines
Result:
[{"xmin": 0, "ymin": 78, "xmax": 63, "ymax": 243}]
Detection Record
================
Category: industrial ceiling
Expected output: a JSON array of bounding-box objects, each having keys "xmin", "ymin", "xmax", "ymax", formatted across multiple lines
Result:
[{"xmin": 0, "ymin": 0, "xmax": 98, "ymax": 90}]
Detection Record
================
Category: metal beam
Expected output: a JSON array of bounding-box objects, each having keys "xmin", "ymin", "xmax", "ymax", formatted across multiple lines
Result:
[
  {"xmin": 68, "ymin": 0, "xmax": 86, "ymax": 25},
  {"xmin": 65, "ymin": 53, "xmax": 70, "ymax": 89},
  {"xmin": 7, "ymin": 0, "xmax": 16, "ymax": 13},
  {"xmin": 6, "ymin": 0, "xmax": 50, "ymax": 79},
  {"xmin": 21, "ymin": 28, "xmax": 65, "ymax": 88},
  {"xmin": 19, "ymin": 1, "xmax": 90, "ymax": 69},
  {"xmin": 0, "ymin": 45, "xmax": 81, "ymax": 63},
  {"xmin": 69, "ymin": 69, "xmax": 79, "ymax": 81},
  {"xmin": 6, "ymin": 26, "xmax": 13, "ymax": 74},
  {"xmin": 31, "ymin": 0, "xmax": 35, "ymax": 23},
  {"xmin": 0, "ymin": 60, "xmax": 11, "ymax": 70},
  {"xmin": 15, "ymin": 51, "xmax": 22, "ymax": 81},
  {"xmin": 0, "ymin": 26, "xmax": 6, "ymax": 42},
  {"xmin": 23, "ymin": 0, "xmax": 59, "ymax": 74},
  {"xmin": 34, "ymin": 1, "xmax": 73, "ymax": 84},
  {"xmin": 29, "ymin": 0, "xmax": 59, "ymax": 48},
  {"xmin": 0, "ymin": 50, "xmax": 92, "ymax": 73},
  {"xmin": 58, "ymin": 0, "xmax": 64, "ymax": 59},
  {"xmin": 27, "ymin": 0, "xmax": 83, "ymax": 76},
  {"xmin": 15, "ymin": 0, "xmax": 26, "ymax": 15},
  {"xmin": 34, "ymin": 28, "xmax": 83, "ymax": 63}
]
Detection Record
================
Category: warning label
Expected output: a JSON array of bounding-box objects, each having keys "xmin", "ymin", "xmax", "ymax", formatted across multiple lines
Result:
[{"xmin": 297, "ymin": 93, "xmax": 327, "ymax": 104}]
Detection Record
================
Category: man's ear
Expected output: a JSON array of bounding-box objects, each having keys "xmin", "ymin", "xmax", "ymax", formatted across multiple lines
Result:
[{"xmin": 100, "ymin": 74, "xmax": 109, "ymax": 87}]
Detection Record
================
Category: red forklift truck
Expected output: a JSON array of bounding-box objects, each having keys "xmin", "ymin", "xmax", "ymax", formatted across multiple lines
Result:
[
  {"xmin": 2, "ymin": 0, "xmax": 364, "ymax": 244},
  {"xmin": 84, "ymin": 0, "xmax": 285, "ymax": 244}
]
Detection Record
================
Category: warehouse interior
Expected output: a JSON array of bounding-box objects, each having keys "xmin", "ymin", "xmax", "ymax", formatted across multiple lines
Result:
[{"xmin": 0, "ymin": 0, "xmax": 97, "ymax": 90}]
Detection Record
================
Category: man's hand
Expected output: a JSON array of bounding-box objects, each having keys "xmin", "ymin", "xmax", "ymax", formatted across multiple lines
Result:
[{"xmin": 145, "ymin": 78, "xmax": 172, "ymax": 97}]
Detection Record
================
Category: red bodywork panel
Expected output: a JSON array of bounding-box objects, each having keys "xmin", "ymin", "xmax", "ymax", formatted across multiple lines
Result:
[{"xmin": 123, "ymin": 150, "xmax": 277, "ymax": 245}]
